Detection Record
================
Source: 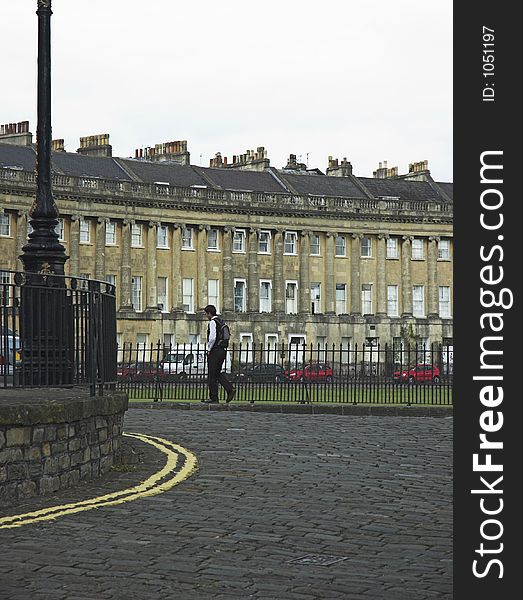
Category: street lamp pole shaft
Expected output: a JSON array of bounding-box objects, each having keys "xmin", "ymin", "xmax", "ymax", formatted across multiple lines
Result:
[
  {"xmin": 35, "ymin": 0, "xmax": 54, "ymax": 219},
  {"xmin": 21, "ymin": 0, "xmax": 67, "ymax": 275}
]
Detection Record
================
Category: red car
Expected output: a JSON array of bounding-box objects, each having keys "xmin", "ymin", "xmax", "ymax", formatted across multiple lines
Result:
[
  {"xmin": 393, "ymin": 364, "xmax": 441, "ymax": 384},
  {"xmin": 286, "ymin": 363, "xmax": 333, "ymax": 382},
  {"xmin": 117, "ymin": 362, "xmax": 162, "ymax": 381}
]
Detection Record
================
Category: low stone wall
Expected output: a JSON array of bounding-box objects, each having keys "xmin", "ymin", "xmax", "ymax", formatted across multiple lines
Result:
[{"xmin": 0, "ymin": 388, "xmax": 128, "ymax": 506}]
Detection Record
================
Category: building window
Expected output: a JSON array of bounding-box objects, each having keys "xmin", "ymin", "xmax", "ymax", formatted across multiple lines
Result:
[
  {"xmin": 284, "ymin": 232, "xmax": 297, "ymax": 255},
  {"xmin": 0, "ymin": 214, "xmax": 10, "ymax": 237},
  {"xmin": 412, "ymin": 238, "xmax": 424, "ymax": 260},
  {"xmin": 182, "ymin": 227, "xmax": 193, "ymax": 249},
  {"xmin": 335, "ymin": 283, "xmax": 346, "ymax": 315},
  {"xmin": 259, "ymin": 280, "xmax": 272, "ymax": 313},
  {"xmin": 131, "ymin": 224, "xmax": 142, "ymax": 247},
  {"xmin": 188, "ymin": 333, "xmax": 200, "ymax": 346},
  {"xmin": 55, "ymin": 218, "xmax": 65, "ymax": 241},
  {"xmin": 239, "ymin": 333, "xmax": 253, "ymax": 364},
  {"xmin": 0, "ymin": 271, "xmax": 11, "ymax": 306},
  {"xmin": 341, "ymin": 337, "xmax": 351, "ymax": 364},
  {"xmin": 265, "ymin": 333, "xmax": 279, "ymax": 363},
  {"xmin": 106, "ymin": 274, "xmax": 116, "ymax": 289},
  {"xmin": 208, "ymin": 279, "xmax": 220, "ymax": 312},
  {"xmin": 157, "ymin": 225, "xmax": 169, "ymax": 248},
  {"xmin": 207, "ymin": 228, "xmax": 219, "ymax": 251},
  {"xmin": 316, "ymin": 336, "xmax": 327, "ymax": 361},
  {"xmin": 258, "ymin": 230, "xmax": 271, "ymax": 254},
  {"xmin": 335, "ymin": 236, "xmax": 346, "ymax": 257},
  {"xmin": 362, "ymin": 284, "xmax": 373, "ymax": 314},
  {"xmin": 361, "ymin": 237, "xmax": 372, "ymax": 257},
  {"xmin": 234, "ymin": 279, "xmax": 246, "ymax": 312},
  {"xmin": 136, "ymin": 334, "xmax": 149, "ymax": 359},
  {"xmin": 163, "ymin": 333, "xmax": 175, "ymax": 351},
  {"xmin": 182, "ymin": 278, "xmax": 194, "ymax": 313},
  {"xmin": 157, "ymin": 277, "xmax": 168, "ymax": 312},
  {"xmin": 79, "ymin": 273, "xmax": 90, "ymax": 291},
  {"xmin": 439, "ymin": 286, "xmax": 451, "ymax": 318},
  {"xmin": 438, "ymin": 239, "xmax": 450, "ymax": 260},
  {"xmin": 233, "ymin": 230, "xmax": 245, "ymax": 253},
  {"xmin": 387, "ymin": 285, "xmax": 399, "ymax": 317},
  {"xmin": 413, "ymin": 285, "xmax": 425, "ymax": 317},
  {"xmin": 285, "ymin": 281, "xmax": 298, "ymax": 314},
  {"xmin": 310, "ymin": 282, "xmax": 321, "ymax": 314},
  {"xmin": 386, "ymin": 237, "xmax": 398, "ymax": 258},
  {"xmin": 80, "ymin": 219, "xmax": 90, "ymax": 243},
  {"xmin": 310, "ymin": 234, "xmax": 320, "ymax": 256},
  {"xmin": 131, "ymin": 276, "xmax": 143, "ymax": 312},
  {"xmin": 105, "ymin": 221, "xmax": 116, "ymax": 245}
]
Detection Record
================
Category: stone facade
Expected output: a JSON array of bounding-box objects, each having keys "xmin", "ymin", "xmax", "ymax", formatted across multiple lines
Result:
[
  {"xmin": 0, "ymin": 389, "xmax": 128, "ymax": 506},
  {"xmin": 0, "ymin": 128, "xmax": 453, "ymax": 352}
]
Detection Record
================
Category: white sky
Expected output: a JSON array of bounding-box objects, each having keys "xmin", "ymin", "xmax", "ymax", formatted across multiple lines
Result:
[{"xmin": 1, "ymin": 0, "xmax": 453, "ymax": 181}]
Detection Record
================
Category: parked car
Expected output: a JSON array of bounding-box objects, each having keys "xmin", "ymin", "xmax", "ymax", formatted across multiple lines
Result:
[
  {"xmin": 159, "ymin": 351, "xmax": 208, "ymax": 379},
  {"xmin": 117, "ymin": 362, "xmax": 161, "ymax": 381},
  {"xmin": 238, "ymin": 363, "xmax": 287, "ymax": 383},
  {"xmin": 393, "ymin": 364, "xmax": 441, "ymax": 384},
  {"xmin": 0, "ymin": 327, "xmax": 21, "ymax": 375},
  {"xmin": 286, "ymin": 363, "xmax": 334, "ymax": 383}
]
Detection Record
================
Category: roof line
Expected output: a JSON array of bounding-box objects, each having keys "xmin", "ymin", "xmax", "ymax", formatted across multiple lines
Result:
[
  {"xmin": 191, "ymin": 165, "xmax": 222, "ymax": 189},
  {"xmin": 113, "ymin": 158, "xmax": 143, "ymax": 183}
]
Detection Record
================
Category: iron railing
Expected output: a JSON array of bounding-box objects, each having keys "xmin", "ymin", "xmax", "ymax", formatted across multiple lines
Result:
[
  {"xmin": 0, "ymin": 270, "xmax": 116, "ymax": 395},
  {"xmin": 116, "ymin": 342, "xmax": 453, "ymax": 405}
]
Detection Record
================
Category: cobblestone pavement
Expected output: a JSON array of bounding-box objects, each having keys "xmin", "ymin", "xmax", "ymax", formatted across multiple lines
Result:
[{"xmin": 0, "ymin": 409, "xmax": 453, "ymax": 600}]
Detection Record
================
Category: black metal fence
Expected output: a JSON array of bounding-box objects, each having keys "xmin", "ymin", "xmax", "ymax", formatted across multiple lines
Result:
[
  {"xmin": 116, "ymin": 341, "xmax": 453, "ymax": 405},
  {"xmin": 1, "ymin": 270, "xmax": 117, "ymax": 395}
]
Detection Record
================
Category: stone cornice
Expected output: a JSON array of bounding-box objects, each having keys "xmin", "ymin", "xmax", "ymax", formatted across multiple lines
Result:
[{"xmin": 0, "ymin": 168, "xmax": 453, "ymax": 226}]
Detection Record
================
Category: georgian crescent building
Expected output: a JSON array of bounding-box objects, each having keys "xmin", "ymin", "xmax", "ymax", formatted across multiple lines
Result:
[{"xmin": 0, "ymin": 122, "xmax": 453, "ymax": 352}]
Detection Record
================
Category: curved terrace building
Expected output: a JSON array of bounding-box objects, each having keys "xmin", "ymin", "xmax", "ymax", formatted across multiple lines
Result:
[{"xmin": 0, "ymin": 122, "xmax": 452, "ymax": 354}]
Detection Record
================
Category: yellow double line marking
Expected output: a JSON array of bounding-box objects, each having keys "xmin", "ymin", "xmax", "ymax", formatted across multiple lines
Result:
[{"xmin": 0, "ymin": 433, "xmax": 197, "ymax": 530}]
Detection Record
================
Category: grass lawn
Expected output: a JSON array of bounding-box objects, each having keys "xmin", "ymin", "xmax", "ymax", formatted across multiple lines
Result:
[{"xmin": 122, "ymin": 382, "xmax": 453, "ymax": 406}]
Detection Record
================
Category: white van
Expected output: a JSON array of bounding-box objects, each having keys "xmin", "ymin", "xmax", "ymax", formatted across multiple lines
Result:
[
  {"xmin": 160, "ymin": 349, "xmax": 208, "ymax": 379},
  {"xmin": 159, "ymin": 346, "xmax": 232, "ymax": 379}
]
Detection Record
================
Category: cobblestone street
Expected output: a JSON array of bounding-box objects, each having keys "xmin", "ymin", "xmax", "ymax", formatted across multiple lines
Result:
[{"xmin": 0, "ymin": 408, "xmax": 453, "ymax": 600}]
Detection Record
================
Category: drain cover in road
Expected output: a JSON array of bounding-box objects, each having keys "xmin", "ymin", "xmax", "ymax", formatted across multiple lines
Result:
[{"xmin": 287, "ymin": 554, "xmax": 348, "ymax": 566}]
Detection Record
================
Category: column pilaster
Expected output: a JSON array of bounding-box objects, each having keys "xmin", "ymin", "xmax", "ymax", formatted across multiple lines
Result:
[
  {"xmin": 248, "ymin": 228, "xmax": 259, "ymax": 312},
  {"xmin": 120, "ymin": 218, "xmax": 133, "ymax": 311},
  {"xmin": 299, "ymin": 230, "xmax": 311, "ymax": 314},
  {"xmin": 273, "ymin": 229, "xmax": 284, "ymax": 314},
  {"xmin": 401, "ymin": 235, "xmax": 413, "ymax": 316},
  {"xmin": 376, "ymin": 233, "xmax": 388, "ymax": 316},
  {"xmin": 350, "ymin": 233, "xmax": 363, "ymax": 315}
]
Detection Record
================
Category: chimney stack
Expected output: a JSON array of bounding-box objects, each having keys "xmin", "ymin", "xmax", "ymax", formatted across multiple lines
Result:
[
  {"xmin": 77, "ymin": 133, "xmax": 112, "ymax": 157},
  {"xmin": 0, "ymin": 121, "xmax": 33, "ymax": 146},
  {"xmin": 52, "ymin": 139, "xmax": 65, "ymax": 152},
  {"xmin": 373, "ymin": 160, "xmax": 398, "ymax": 179},
  {"xmin": 326, "ymin": 156, "xmax": 353, "ymax": 177},
  {"xmin": 133, "ymin": 139, "xmax": 190, "ymax": 165},
  {"xmin": 283, "ymin": 153, "xmax": 307, "ymax": 172},
  {"xmin": 209, "ymin": 146, "xmax": 269, "ymax": 171}
]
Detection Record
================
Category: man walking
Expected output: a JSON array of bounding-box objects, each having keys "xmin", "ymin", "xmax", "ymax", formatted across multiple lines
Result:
[{"xmin": 202, "ymin": 304, "xmax": 236, "ymax": 404}]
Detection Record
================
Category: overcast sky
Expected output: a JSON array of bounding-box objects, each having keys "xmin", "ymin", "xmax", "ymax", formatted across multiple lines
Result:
[{"xmin": 1, "ymin": 0, "xmax": 452, "ymax": 181}]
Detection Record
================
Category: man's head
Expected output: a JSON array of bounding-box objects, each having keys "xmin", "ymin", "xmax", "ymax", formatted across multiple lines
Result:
[{"xmin": 204, "ymin": 304, "xmax": 217, "ymax": 320}]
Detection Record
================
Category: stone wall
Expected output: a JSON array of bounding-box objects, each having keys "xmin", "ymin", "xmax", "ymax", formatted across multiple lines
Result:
[{"xmin": 0, "ymin": 388, "xmax": 128, "ymax": 506}]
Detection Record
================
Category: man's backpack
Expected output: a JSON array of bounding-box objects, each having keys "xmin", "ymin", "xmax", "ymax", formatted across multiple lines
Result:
[{"xmin": 214, "ymin": 316, "xmax": 230, "ymax": 349}]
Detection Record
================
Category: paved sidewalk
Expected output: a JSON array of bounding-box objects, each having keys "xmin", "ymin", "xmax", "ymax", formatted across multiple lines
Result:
[{"xmin": 0, "ymin": 409, "xmax": 453, "ymax": 600}]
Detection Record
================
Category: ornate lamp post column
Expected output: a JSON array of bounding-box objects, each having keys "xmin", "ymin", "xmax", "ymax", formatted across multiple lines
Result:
[
  {"xmin": 18, "ymin": 0, "xmax": 71, "ymax": 386},
  {"xmin": 21, "ymin": 0, "xmax": 68, "ymax": 275}
]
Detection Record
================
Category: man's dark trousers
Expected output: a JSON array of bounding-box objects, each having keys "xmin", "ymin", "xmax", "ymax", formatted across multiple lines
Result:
[{"xmin": 207, "ymin": 347, "xmax": 233, "ymax": 401}]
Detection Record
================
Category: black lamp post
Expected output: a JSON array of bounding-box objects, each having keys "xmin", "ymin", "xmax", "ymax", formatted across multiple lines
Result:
[
  {"xmin": 21, "ymin": 0, "xmax": 68, "ymax": 275},
  {"xmin": 18, "ymin": 0, "xmax": 72, "ymax": 386}
]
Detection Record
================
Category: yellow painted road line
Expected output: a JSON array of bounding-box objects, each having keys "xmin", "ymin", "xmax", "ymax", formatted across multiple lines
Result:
[{"xmin": 0, "ymin": 433, "xmax": 197, "ymax": 530}]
